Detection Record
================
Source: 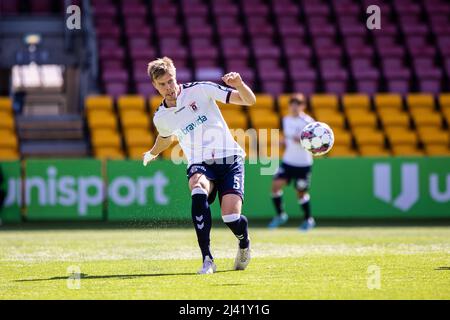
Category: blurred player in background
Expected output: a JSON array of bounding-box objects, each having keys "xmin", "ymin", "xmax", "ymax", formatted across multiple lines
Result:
[
  {"xmin": 143, "ymin": 57, "xmax": 256, "ymax": 274},
  {"xmin": 268, "ymin": 94, "xmax": 316, "ymax": 231}
]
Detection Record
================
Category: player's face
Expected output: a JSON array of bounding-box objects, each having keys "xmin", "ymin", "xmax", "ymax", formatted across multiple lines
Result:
[{"xmin": 153, "ymin": 72, "xmax": 179, "ymax": 102}]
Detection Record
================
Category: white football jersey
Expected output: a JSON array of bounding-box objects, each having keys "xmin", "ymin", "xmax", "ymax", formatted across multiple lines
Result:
[
  {"xmin": 282, "ymin": 114, "xmax": 315, "ymax": 167},
  {"xmin": 153, "ymin": 81, "xmax": 245, "ymax": 165}
]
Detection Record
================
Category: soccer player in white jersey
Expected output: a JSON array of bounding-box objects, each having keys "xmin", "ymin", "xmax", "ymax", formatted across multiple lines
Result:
[
  {"xmin": 268, "ymin": 94, "xmax": 316, "ymax": 231},
  {"xmin": 142, "ymin": 57, "xmax": 256, "ymax": 274}
]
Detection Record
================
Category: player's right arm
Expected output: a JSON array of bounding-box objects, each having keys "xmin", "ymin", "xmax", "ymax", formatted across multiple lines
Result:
[{"xmin": 143, "ymin": 135, "xmax": 175, "ymax": 166}]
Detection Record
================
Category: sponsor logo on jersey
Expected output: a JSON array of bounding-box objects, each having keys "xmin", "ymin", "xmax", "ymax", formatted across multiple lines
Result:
[{"xmin": 181, "ymin": 115, "xmax": 208, "ymax": 135}]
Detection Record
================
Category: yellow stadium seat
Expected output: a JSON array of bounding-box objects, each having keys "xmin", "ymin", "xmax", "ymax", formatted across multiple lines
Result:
[
  {"xmin": 279, "ymin": 107, "xmax": 291, "ymax": 117},
  {"xmin": 87, "ymin": 111, "xmax": 117, "ymax": 129},
  {"xmin": 346, "ymin": 110, "xmax": 378, "ymax": 129},
  {"xmin": 425, "ymin": 144, "xmax": 450, "ymax": 156},
  {"xmin": 378, "ymin": 110, "xmax": 410, "ymax": 128},
  {"xmin": 384, "ymin": 126, "xmax": 407, "ymax": 135},
  {"xmin": 374, "ymin": 93, "xmax": 403, "ymax": 111},
  {"xmin": 310, "ymin": 94, "xmax": 338, "ymax": 111},
  {"xmin": 277, "ymin": 94, "xmax": 292, "ymax": 111},
  {"xmin": 216, "ymin": 100, "xmax": 244, "ymax": 112},
  {"xmin": 85, "ymin": 95, "xmax": 113, "ymax": 113},
  {"xmin": 442, "ymin": 108, "xmax": 450, "ymax": 124},
  {"xmin": 410, "ymin": 111, "xmax": 442, "ymax": 128},
  {"xmin": 0, "ymin": 148, "xmax": 19, "ymax": 160},
  {"xmin": 314, "ymin": 110, "xmax": 346, "ymax": 129},
  {"xmin": 417, "ymin": 128, "xmax": 449, "ymax": 146},
  {"xmin": 128, "ymin": 146, "xmax": 149, "ymax": 160},
  {"xmin": 387, "ymin": 129, "xmax": 418, "ymax": 146},
  {"xmin": 332, "ymin": 128, "xmax": 353, "ymax": 147},
  {"xmin": 120, "ymin": 111, "xmax": 151, "ymax": 129},
  {"xmin": 254, "ymin": 94, "xmax": 275, "ymax": 110},
  {"xmin": 0, "ymin": 130, "xmax": 18, "ymax": 148},
  {"xmin": 438, "ymin": 93, "xmax": 450, "ymax": 110},
  {"xmin": 353, "ymin": 128, "xmax": 385, "ymax": 146},
  {"xmin": 0, "ymin": 97, "xmax": 12, "ymax": 112},
  {"xmin": 221, "ymin": 110, "xmax": 248, "ymax": 129},
  {"xmin": 0, "ymin": 112, "xmax": 15, "ymax": 130},
  {"xmin": 342, "ymin": 94, "xmax": 370, "ymax": 111},
  {"xmin": 91, "ymin": 129, "xmax": 122, "ymax": 148},
  {"xmin": 391, "ymin": 145, "xmax": 424, "ymax": 156},
  {"xmin": 359, "ymin": 145, "xmax": 390, "ymax": 156},
  {"xmin": 327, "ymin": 145, "xmax": 358, "ymax": 157},
  {"xmin": 124, "ymin": 128, "xmax": 154, "ymax": 147},
  {"xmin": 94, "ymin": 147, "xmax": 125, "ymax": 159},
  {"xmin": 149, "ymin": 95, "xmax": 163, "ymax": 113},
  {"xmin": 406, "ymin": 93, "xmax": 435, "ymax": 112},
  {"xmin": 407, "ymin": 93, "xmax": 435, "ymax": 111},
  {"xmin": 117, "ymin": 95, "xmax": 146, "ymax": 113},
  {"xmin": 249, "ymin": 110, "xmax": 280, "ymax": 129}
]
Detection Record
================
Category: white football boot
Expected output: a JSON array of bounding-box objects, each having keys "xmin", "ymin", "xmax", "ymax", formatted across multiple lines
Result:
[
  {"xmin": 234, "ymin": 239, "xmax": 251, "ymax": 270},
  {"xmin": 197, "ymin": 256, "xmax": 217, "ymax": 274}
]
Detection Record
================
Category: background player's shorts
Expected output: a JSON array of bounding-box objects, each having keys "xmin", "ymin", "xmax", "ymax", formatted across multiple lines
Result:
[
  {"xmin": 186, "ymin": 155, "xmax": 245, "ymax": 204},
  {"xmin": 273, "ymin": 162, "xmax": 312, "ymax": 192}
]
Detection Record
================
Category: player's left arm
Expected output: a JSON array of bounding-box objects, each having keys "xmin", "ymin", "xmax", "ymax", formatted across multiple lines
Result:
[{"xmin": 222, "ymin": 72, "xmax": 256, "ymax": 106}]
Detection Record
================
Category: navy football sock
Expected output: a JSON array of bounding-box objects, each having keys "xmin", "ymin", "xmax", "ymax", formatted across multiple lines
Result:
[
  {"xmin": 272, "ymin": 193, "xmax": 284, "ymax": 215},
  {"xmin": 299, "ymin": 194, "xmax": 311, "ymax": 220},
  {"xmin": 191, "ymin": 190, "xmax": 213, "ymax": 261},
  {"xmin": 223, "ymin": 214, "xmax": 249, "ymax": 249}
]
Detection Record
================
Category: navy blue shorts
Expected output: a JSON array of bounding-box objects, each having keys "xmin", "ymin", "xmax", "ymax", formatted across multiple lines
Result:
[
  {"xmin": 273, "ymin": 162, "xmax": 312, "ymax": 191},
  {"xmin": 187, "ymin": 155, "xmax": 245, "ymax": 204}
]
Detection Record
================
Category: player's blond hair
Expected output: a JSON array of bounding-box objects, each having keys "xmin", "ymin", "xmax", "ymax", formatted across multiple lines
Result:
[{"xmin": 147, "ymin": 57, "xmax": 176, "ymax": 81}]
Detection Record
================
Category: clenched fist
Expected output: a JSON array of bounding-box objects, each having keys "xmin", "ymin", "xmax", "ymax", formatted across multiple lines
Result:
[{"xmin": 222, "ymin": 72, "xmax": 243, "ymax": 88}]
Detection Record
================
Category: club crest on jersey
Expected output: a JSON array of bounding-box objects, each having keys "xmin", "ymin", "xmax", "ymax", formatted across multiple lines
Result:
[{"xmin": 189, "ymin": 101, "xmax": 198, "ymax": 112}]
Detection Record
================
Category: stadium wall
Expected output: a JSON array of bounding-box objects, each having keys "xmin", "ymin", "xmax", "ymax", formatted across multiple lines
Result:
[{"xmin": 0, "ymin": 158, "xmax": 449, "ymax": 223}]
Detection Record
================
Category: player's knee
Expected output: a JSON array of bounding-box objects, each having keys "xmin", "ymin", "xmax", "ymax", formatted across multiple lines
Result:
[
  {"xmin": 221, "ymin": 194, "xmax": 242, "ymax": 215},
  {"xmin": 296, "ymin": 179, "xmax": 309, "ymax": 191},
  {"xmin": 272, "ymin": 179, "xmax": 285, "ymax": 193},
  {"xmin": 189, "ymin": 180, "xmax": 210, "ymax": 193},
  {"xmin": 272, "ymin": 188, "xmax": 283, "ymax": 197},
  {"xmin": 271, "ymin": 184, "xmax": 280, "ymax": 194},
  {"xmin": 298, "ymin": 192, "xmax": 310, "ymax": 204},
  {"xmin": 191, "ymin": 186, "xmax": 208, "ymax": 196}
]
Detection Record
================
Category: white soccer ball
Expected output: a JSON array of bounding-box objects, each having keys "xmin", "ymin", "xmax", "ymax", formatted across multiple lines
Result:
[{"xmin": 300, "ymin": 121, "xmax": 334, "ymax": 156}]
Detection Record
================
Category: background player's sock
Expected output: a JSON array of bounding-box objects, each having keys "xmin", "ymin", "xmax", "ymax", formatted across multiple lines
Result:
[
  {"xmin": 272, "ymin": 191, "xmax": 285, "ymax": 215},
  {"xmin": 299, "ymin": 193, "xmax": 311, "ymax": 220},
  {"xmin": 191, "ymin": 188, "xmax": 213, "ymax": 261},
  {"xmin": 223, "ymin": 214, "xmax": 249, "ymax": 249}
]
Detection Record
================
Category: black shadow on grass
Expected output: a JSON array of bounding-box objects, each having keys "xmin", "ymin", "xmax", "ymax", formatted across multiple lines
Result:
[
  {"xmin": 435, "ymin": 267, "xmax": 450, "ymax": 270},
  {"xmin": 15, "ymin": 270, "xmax": 236, "ymax": 282}
]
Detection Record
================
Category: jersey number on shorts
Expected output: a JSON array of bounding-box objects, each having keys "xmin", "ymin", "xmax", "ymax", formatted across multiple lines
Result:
[{"xmin": 233, "ymin": 176, "xmax": 240, "ymax": 190}]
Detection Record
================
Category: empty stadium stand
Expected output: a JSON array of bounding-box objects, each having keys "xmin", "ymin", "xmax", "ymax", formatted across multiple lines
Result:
[{"xmin": 1, "ymin": 0, "xmax": 449, "ymax": 159}]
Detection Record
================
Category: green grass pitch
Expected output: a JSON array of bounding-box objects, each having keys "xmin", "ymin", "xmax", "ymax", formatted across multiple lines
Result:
[{"xmin": 0, "ymin": 224, "xmax": 449, "ymax": 299}]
